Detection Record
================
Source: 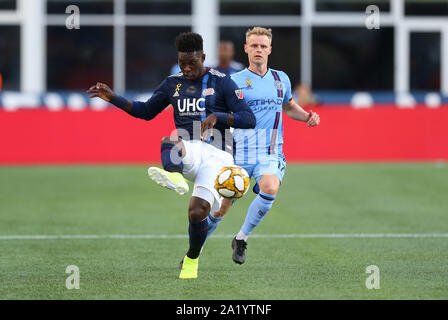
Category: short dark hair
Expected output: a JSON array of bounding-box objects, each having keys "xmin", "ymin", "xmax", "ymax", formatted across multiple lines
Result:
[{"xmin": 175, "ymin": 32, "xmax": 203, "ymax": 53}]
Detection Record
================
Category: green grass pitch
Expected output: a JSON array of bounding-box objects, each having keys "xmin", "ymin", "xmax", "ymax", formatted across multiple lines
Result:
[{"xmin": 0, "ymin": 163, "xmax": 447, "ymax": 299}]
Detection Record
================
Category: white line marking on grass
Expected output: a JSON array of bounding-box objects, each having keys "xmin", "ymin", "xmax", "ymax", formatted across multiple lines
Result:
[{"xmin": 0, "ymin": 233, "xmax": 448, "ymax": 240}]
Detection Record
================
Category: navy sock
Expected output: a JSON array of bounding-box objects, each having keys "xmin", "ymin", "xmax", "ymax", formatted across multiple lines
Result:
[
  {"xmin": 161, "ymin": 143, "xmax": 183, "ymax": 173},
  {"xmin": 187, "ymin": 218, "xmax": 209, "ymax": 259}
]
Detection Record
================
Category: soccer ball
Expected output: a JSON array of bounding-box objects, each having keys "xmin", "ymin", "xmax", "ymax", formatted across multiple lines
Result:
[{"xmin": 215, "ymin": 166, "xmax": 250, "ymax": 199}]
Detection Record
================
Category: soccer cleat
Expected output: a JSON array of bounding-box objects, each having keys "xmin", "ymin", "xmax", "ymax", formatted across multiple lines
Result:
[
  {"xmin": 179, "ymin": 256, "xmax": 199, "ymax": 279},
  {"xmin": 147, "ymin": 167, "xmax": 189, "ymax": 195},
  {"xmin": 231, "ymin": 237, "xmax": 247, "ymax": 264}
]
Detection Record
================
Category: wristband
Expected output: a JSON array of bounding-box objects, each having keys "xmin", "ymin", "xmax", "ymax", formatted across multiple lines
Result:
[{"xmin": 110, "ymin": 95, "xmax": 129, "ymax": 110}]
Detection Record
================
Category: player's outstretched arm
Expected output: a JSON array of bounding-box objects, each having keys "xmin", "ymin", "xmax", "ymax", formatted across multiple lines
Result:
[
  {"xmin": 87, "ymin": 81, "xmax": 168, "ymax": 121},
  {"xmin": 282, "ymin": 99, "xmax": 320, "ymax": 127},
  {"xmin": 87, "ymin": 82, "xmax": 133, "ymax": 114}
]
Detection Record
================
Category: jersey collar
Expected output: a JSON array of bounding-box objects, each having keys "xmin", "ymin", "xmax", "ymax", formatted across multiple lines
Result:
[{"xmin": 246, "ymin": 67, "xmax": 270, "ymax": 78}]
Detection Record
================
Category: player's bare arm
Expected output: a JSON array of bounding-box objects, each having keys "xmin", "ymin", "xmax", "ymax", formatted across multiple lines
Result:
[
  {"xmin": 282, "ymin": 99, "xmax": 320, "ymax": 127},
  {"xmin": 87, "ymin": 82, "xmax": 133, "ymax": 114},
  {"xmin": 213, "ymin": 197, "xmax": 233, "ymax": 218}
]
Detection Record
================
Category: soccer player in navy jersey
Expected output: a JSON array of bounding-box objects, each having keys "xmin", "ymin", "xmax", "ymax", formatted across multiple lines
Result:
[
  {"xmin": 205, "ymin": 27, "xmax": 320, "ymax": 264},
  {"xmin": 87, "ymin": 32, "xmax": 256, "ymax": 279}
]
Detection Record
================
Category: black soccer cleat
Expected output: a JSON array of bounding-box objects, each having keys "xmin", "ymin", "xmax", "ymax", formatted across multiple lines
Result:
[{"xmin": 231, "ymin": 237, "xmax": 247, "ymax": 264}]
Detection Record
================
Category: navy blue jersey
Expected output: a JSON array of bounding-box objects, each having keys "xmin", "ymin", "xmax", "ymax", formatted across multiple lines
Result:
[{"xmin": 130, "ymin": 68, "xmax": 255, "ymax": 153}]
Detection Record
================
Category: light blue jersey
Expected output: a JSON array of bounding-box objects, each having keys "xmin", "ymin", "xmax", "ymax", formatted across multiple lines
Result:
[{"xmin": 231, "ymin": 68, "xmax": 292, "ymax": 187}]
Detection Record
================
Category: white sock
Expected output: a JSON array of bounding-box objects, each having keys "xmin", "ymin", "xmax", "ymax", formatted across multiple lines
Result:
[{"xmin": 236, "ymin": 230, "xmax": 248, "ymax": 241}]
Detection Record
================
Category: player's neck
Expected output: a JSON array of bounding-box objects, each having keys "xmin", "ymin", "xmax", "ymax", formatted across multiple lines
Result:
[
  {"xmin": 248, "ymin": 64, "xmax": 268, "ymax": 77},
  {"xmin": 187, "ymin": 67, "xmax": 208, "ymax": 81}
]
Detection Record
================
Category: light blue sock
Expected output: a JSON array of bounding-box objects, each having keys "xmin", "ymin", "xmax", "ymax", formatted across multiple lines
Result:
[
  {"xmin": 241, "ymin": 191, "xmax": 275, "ymax": 236},
  {"xmin": 205, "ymin": 212, "xmax": 223, "ymax": 239}
]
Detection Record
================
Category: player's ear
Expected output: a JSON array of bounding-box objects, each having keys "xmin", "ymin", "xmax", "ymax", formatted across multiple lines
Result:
[
  {"xmin": 201, "ymin": 53, "xmax": 206, "ymax": 63},
  {"xmin": 244, "ymin": 44, "xmax": 248, "ymax": 54}
]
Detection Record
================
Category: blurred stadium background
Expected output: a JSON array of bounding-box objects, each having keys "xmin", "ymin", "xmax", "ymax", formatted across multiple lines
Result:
[{"xmin": 1, "ymin": 0, "xmax": 448, "ymax": 300}]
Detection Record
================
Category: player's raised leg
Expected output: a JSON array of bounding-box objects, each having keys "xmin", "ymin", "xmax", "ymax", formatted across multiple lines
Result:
[
  {"xmin": 233, "ymin": 173, "xmax": 280, "ymax": 264},
  {"xmin": 179, "ymin": 193, "xmax": 211, "ymax": 279},
  {"xmin": 148, "ymin": 136, "xmax": 189, "ymax": 195}
]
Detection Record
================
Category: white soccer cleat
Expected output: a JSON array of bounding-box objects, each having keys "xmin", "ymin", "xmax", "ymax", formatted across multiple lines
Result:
[{"xmin": 147, "ymin": 167, "xmax": 189, "ymax": 195}]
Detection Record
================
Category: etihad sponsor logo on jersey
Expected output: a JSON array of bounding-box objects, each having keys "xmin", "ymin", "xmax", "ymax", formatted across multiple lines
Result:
[
  {"xmin": 177, "ymin": 98, "xmax": 206, "ymax": 114},
  {"xmin": 247, "ymin": 98, "xmax": 283, "ymax": 107}
]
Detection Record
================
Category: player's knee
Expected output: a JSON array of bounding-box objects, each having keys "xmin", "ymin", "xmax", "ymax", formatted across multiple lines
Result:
[
  {"xmin": 259, "ymin": 174, "xmax": 280, "ymax": 195},
  {"xmin": 188, "ymin": 200, "xmax": 210, "ymax": 222},
  {"xmin": 259, "ymin": 185, "xmax": 278, "ymax": 196}
]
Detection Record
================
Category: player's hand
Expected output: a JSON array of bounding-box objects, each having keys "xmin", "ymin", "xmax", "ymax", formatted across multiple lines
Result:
[
  {"xmin": 87, "ymin": 82, "xmax": 115, "ymax": 102},
  {"xmin": 201, "ymin": 114, "xmax": 217, "ymax": 140},
  {"xmin": 306, "ymin": 110, "xmax": 320, "ymax": 127}
]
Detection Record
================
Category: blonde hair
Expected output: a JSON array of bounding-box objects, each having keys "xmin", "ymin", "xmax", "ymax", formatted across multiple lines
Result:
[{"xmin": 246, "ymin": 27, "xmax": 272, "ymax": 43}]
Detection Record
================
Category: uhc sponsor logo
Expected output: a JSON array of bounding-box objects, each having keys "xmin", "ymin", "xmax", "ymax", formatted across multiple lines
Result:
[{"xmin": 177, "ymin": 98, "xmax": 205, "ymax": 114}]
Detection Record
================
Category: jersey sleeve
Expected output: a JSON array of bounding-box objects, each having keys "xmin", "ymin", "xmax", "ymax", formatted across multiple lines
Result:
[
  {"xmin": 130, "ymin": 80, "xmax": 170, "ymax": 121},
  {"xmin": 219, "ymin": 76, "xmax": 256, "ymax": 129},
  {"xmin": 230, "ymin": 72, "xmax": 242, "ymax": 87},
  {"xmin": 282, "ymin": 72, "xmax": 293, "ymax": 103}
]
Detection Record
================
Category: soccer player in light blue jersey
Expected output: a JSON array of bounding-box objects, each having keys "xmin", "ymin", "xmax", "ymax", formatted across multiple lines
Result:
[{"xmin": 206, "ymin": 27, "xmax": 320, "ymax": 264}]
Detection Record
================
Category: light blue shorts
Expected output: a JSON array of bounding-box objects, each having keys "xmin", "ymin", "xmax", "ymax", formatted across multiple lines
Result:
[{"xmin": 237, "ymin": 155, "xmax": 286, "ymax": 194}]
